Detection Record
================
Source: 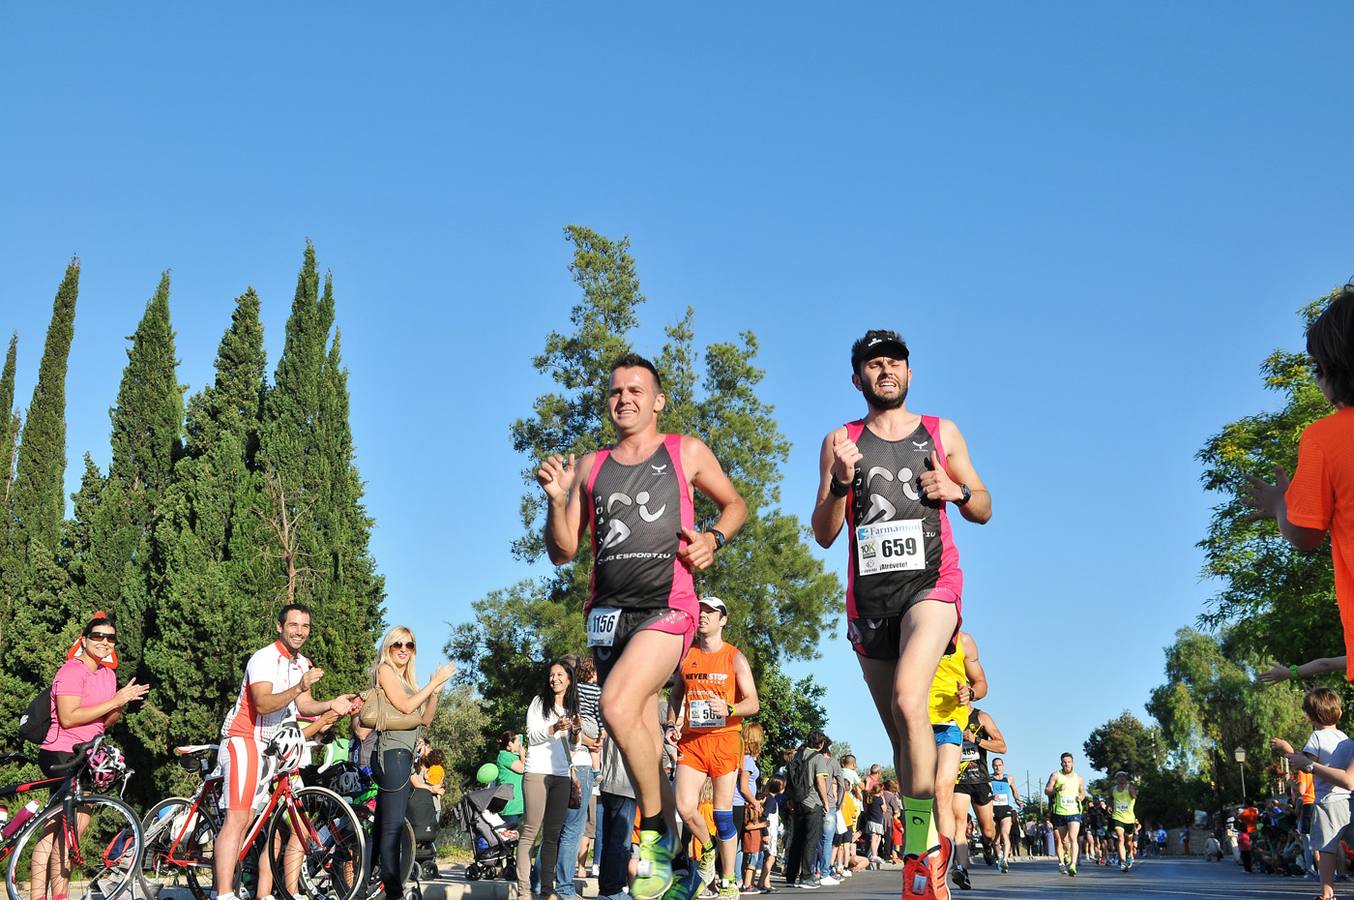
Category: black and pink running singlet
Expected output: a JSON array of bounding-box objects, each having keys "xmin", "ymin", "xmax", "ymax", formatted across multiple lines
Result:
[
  {"xmin": 844, "ymin": 416, "xmax": 963, "ymax": 619},
  {"xmin": 585, "ymin": 433, "xmax": 698, "ymax": 613}
]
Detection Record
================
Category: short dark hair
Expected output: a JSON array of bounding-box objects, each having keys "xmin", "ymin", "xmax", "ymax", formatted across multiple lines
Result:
[
  {"xmin": 806, "ymin": 729, "xmax": 828, "ymax": 751},
  {"xmin": 850, "ymin": 329, "xmax": 909, "ymax": 376},
  {"xmin": 277, "ymin": 603, "xmax": 312, "ymax": 625},
  {"xmin": 1060, "ymin": 752, "xmax": 1074, "ymax": 762},
  {"xmin": 611, "ymin": 352, "xmax": 663, "ymax": 391},
  {"xmin": 1306, "ymin": 284, "xmax": 1354, "ymax": 406},
  {"xmin": 499, "ymin": 729, "xmax": 517, "ymax": 749},
  {"xmin": 83, "ymin": 612, "xmax": 116, "ymax": 636}
]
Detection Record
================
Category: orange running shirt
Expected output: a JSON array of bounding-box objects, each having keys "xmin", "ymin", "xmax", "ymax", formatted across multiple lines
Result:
[
  {"xmin": 680, "ymin": 642, "xmax": 742, "ymax": 737},
  {"xmin": 1285, "ymin": 408, "xmax": 1354, "ymax": 681},
  {"xmin": 1297, "ymin": 769, "xmax": 1315, "ymax": 805}
]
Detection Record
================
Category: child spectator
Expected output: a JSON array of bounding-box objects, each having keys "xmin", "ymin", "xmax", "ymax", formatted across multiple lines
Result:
[
  {"xmin": 574, "ymin": 657, "xmax": 602, "ymax": 740},
  {"xmin": 741, "ymin": 792, "xmax": 769, "ymax": 893},
  {"xmin": 1272, "ymin": 687, "xmax": 1354, "ymax": 899},
  {"xmin": 760, "ymin": 776, "xmax": 784, "ymax": 893}
]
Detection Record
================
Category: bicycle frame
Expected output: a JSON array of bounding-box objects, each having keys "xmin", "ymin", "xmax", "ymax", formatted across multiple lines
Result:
[{"xmin": 0, "ymin": 738, "xmax": 124, "ymax": 874}]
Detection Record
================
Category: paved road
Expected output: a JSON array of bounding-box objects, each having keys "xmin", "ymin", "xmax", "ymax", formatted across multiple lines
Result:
[{"xmin": 786, "ymin": 857, "xmax": 1323, "ymax": 899}]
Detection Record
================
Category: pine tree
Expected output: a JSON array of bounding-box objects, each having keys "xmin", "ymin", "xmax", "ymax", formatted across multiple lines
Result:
[{"xmin": 9, "ymin": 259, "xmax": 79, "ymax": 557}]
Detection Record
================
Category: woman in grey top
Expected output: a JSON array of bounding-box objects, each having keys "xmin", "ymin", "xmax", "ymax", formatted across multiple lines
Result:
[{"xmin": 373, "ymin": 626, "xmax": 454, "ymax": 900}]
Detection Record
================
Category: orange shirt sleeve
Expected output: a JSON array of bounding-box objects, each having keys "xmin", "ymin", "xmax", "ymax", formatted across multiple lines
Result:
[{"xmin": 1286, "ymin": 427, "xmax": 1334, "ymax": 531}]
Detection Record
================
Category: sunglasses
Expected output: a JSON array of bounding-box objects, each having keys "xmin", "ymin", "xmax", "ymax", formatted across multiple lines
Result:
[
  {"xmin": 389, "ymin": 641, "xmax": 415, "ymax": 651},
  {"xmin": 86, "ymin": 632, "xmax": 118, "ymax": 644}
]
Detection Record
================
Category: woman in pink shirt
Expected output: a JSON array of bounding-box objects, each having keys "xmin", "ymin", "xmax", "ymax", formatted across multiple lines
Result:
[{"xmin": 32, "ymin": 613, "xmax": 149, "ymax": 900}]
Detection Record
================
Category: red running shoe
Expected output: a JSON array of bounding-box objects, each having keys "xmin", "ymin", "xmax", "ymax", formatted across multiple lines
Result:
[{"xmin": 901, "ymin": 835, "xmax": 953, "ymax": 899}]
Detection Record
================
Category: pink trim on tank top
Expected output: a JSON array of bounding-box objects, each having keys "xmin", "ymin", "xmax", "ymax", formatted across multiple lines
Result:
[
  {"xmin": 842, "ymin": 415, "xmax": 963, "ymax": 626},
  {"xmin": 583, "ymin": 435, "xmax": 698, "ymax": 615},
  {"xmin": 666, "ymin": 434, "xmax": 699, "ymax": 610}
]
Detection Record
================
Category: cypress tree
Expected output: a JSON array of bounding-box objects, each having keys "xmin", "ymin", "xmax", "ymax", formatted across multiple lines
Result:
[
  {"xmin": 9, "ymin": 259, "xmax": 79, "ymax": 557},
  {"xmin": 141, "ymin": 289, "xmax": 269, "ymax": 791},
  {"xmin": 0, "ymin": 334, "xmax": 18, "ymax": 546},
  {"xmin": 258, "ymin": 247, "xmax": 382, "ymax": 699},
  {"xmin": 109, "ymin": 271, "xmax": 184, "ymax": 527}
]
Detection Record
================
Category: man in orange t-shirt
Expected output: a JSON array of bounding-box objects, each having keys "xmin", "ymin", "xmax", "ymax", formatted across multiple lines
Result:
[{"xmin": 1246, "ymin": 284, "xmax": 1354, "ymax": 681}]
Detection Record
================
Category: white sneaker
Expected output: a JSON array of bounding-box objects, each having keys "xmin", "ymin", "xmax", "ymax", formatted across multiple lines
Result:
[{"xmin": 817, "ymin": 876, "xmax": 840, "ymax": 886}]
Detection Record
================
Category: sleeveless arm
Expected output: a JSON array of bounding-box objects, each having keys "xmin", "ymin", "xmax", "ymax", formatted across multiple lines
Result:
[
  {"xmin": 937, "ymin": 419, "xmax": 991, "ymax": 524},
  {"xmin": 543, "ymin": 452, "xmax": 597, "ymax": 564},
  {"xmin": 812, "ymin": 427, "xmax": 850, "ymax": 547}
]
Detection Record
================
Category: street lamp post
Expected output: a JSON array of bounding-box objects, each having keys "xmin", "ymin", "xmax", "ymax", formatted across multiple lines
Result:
[{"xmin": 1235, "ymin": 747, "xmax": 1247, "ymax": 801}]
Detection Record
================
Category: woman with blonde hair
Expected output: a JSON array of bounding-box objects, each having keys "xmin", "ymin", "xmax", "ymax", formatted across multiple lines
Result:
[{"xmin": 371, "ymin": 627, "xmax": 454, "ymax": 900}]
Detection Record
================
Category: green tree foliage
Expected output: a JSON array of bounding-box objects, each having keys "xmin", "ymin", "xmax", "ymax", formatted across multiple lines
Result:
[
  {"xmin": 422, "ymin": 683, "xmax": 491, "ymax": 811},
  {"xmin": 0, "ymin": 251, "xmax": 384, "ymax": 805},
  {"xmin": 450, "ymin": 225, "xmax": 840, "ymax": 761},
  {"xmin": 1197, "ymin": 291, "xmax": 1342, "ymax": 666},
  {"xmin": 1146, "ymin": 628, "xmax": 1308, "ymax": 811},
  {"xmin": 257, "ymin": 245, "xmax": 384, "ymax": 703},
  {"xmin": 0, "ymin": 261, "xmax": 80, "ymax": 748},
  {"xmin": 0, "ymin": 333, "xmax": 18, "ymax": 521},
  {"xmin": 748, "ymin": 668, "xmax": 829, "ymax": 772},
  {"xmin": 8, "ymin": 260, "xmax": 79, "ymax": 559},
  {"xmin": 138, "ymin": 289, "xmax": 272, "ymax": 794},
  {"xmin": 1083, "ymin": 711, "xmax": 1166, "ymax": 777}
]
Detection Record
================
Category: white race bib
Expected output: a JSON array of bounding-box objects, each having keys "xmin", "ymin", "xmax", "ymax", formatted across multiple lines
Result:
[
  {"xmin": 993, "ymin": 793, "xmax": 1009, "ymax": 807},
  {"xmin": 854, "ymin": 520, "xmax": 925, "ymax": 575},
  {"xmin": 1115, "ymin": 801, "xmax": 1130, "ymax": 813},
  {"xmin": 960, "ymin": 744, "xmax": 980, "ymax": 762},
  {"xmin": 687, "ymin": 699, "xmax": 726, "ymax": 729},
  {"xmin": 587, "ymin": 608, "xmax": 621, "ymax": 648}
]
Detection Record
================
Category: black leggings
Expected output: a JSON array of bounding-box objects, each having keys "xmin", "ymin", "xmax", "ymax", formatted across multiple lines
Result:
[{"xmin": 373, "ymin": 748, "xmax": 413, "ymax": 898}]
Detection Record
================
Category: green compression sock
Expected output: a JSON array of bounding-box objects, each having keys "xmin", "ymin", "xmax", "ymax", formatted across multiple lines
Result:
[{"xmin": 902, "ymin": 796, "xmax": 939, "ymax": 856}]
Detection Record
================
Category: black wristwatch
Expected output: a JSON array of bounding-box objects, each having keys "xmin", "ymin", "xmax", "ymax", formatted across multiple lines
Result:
[
  {"xmin": 829, "ymin": 476, "xmax": 851, "ymax": 498},
  {"xmin": 709, "ymin": 528, "xmax": 727, "ymax": 550},
  {"xmin": 955, "ymin": 484, "xmax": 972, "ymax": 506}
]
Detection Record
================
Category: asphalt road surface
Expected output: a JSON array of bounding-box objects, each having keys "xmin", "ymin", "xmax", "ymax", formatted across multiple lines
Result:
[{"xmin": 792, "ymin": 856, "xmax": 1326, "ymax": 898}]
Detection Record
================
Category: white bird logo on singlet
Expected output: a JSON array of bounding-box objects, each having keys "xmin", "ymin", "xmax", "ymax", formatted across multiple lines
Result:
[
  {"xmin": 912, "ymin": 441, "xmax": 929, "ymax": 451},
  {"xmin": 863, "ymin": 465, "xmax": 920, "ymax": 523}
]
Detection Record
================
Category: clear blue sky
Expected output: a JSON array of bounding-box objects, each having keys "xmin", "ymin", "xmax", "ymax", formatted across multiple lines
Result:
[{"xmin": 4, "ymin": 4, "xmax": 1354, "ymax": 792}]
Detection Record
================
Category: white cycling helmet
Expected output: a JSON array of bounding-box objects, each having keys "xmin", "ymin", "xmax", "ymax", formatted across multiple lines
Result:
[
  {"xmin": 267, "ymin": 722, "xmax": 307, "ymax": 772},
  {"xmin": 87, "ymin": 743, "xmax": 127, "ymax": 790}
]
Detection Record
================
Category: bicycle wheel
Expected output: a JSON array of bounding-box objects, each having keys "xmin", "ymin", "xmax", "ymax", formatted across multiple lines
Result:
[
  {"xmin": 7, "ymin": 793, "xmax": 143, "ymax": 900},
  {"xmin": 266, "ymin": 786, "xmax": 365, "ymax": 900},
  {"xmin": 138, "ymin": 796, "xmax": 224, "ymax": 900}
]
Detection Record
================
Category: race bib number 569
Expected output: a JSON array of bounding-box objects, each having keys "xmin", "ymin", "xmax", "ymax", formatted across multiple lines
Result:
[{"xmin": 855, "ymin": 520, "xmax": 925, "ymax": 575}]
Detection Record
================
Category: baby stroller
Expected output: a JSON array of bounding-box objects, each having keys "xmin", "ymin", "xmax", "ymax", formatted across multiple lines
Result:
[
  {"xmin": 452, "ymin": 783, "xmax": 517, "ymax": 881},
  {"xmin": 405, "ymin": 786, "xmax": 441, "ymax": 879}
]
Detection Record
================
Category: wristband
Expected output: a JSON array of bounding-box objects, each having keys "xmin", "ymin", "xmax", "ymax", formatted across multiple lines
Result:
[
  {"xmin": 709, "ymin": 528, "xmax": 727, "ymax": 550},
  {"xmin": 829, "ymin": 477, "xmax": 851, "ymax": 498},
  {"xmin": 1290, "ymin": 664, "xmax": 1300, "ymax": 680}
]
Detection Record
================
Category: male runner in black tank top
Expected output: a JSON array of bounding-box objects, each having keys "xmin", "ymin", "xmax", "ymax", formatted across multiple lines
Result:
[
  {"xmin": 951, "ymin": 706, "xmax": 1007, "ymax": 887},
  {"xmin": 812, "ymin": 330, "xmax": 992, "ymax": 900},
  {"xmin": 538, "ymin": 352, "xmax": 747, "ymax": 900}
]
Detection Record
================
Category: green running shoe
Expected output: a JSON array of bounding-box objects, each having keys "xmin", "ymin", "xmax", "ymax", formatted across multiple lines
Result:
[
  {"xmin": 697, "ymin": 842, "xmax": 717, "ymax": 888},
  {"xmin": 633, "ymin": 830, "xmax": 676, "ymax": 900}
]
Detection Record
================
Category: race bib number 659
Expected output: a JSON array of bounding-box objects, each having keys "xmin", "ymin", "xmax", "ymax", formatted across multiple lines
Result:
[{"xmin": 855, "ymin": 520, "xmax": 925, "ymax": 575}]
